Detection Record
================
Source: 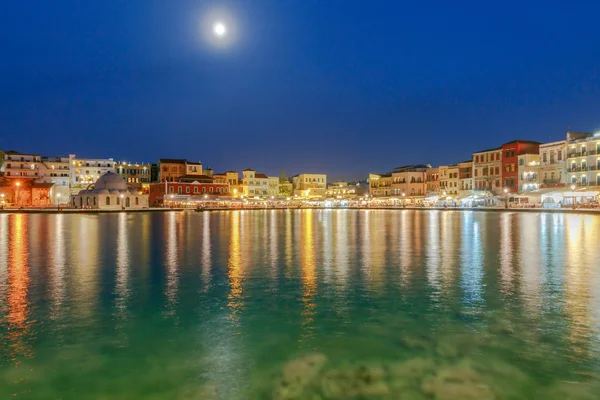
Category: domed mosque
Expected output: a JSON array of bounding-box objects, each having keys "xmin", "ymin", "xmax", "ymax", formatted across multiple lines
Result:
[{"xmin": 71, "ymin": 172, "xmax": 149, "ymax": 210}]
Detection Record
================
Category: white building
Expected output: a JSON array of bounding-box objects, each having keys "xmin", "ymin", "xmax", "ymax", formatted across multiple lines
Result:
[
  {"xmin": 239, "ymin": 169, "xmax": 270, "ymax": 197},
  {"xmin": 518, "ymin": 153, "xmax": 541, "ymax": 192},
  {"xmin": 0, "ymin": 150, "xmax": 42, "ymax": 180},
  {"xmin": 71, "ymin": 172, "xmax": 149, "ymax": 210},
  {"xmin": 566, "ymin": 132, "xmax": 600, "ymax": 187},
  {"xmin": 71, "ymin": 156, "xmax": 115, "ymax": 190},
  {"xmin": 539, "ymin": 140, "xmax": 566, "ymax": 188},
  {"xmin": 40, "ymin": 155, "xmax": 74, "ymax": 204}
]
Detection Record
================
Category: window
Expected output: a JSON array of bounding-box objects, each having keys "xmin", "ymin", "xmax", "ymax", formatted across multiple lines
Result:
[
  {"xmin": 135, "ymin": 197, "xmax": 139, "ymax": 206},
  {"xmin": 106, "ymin": 197, "xmax": 111, "ymax": 205},
  {"xmin": 519, "ymin": 159, "xmax": 524, "ymax": 166},
  {"xmin": 169, "ymin": 186, "xmax": 174, "ymax": 193},
  {"xmin": 126, "ymin": 197, "xmax": 130, "ymax": 207},
  {"xmin": 209, "ymin": 187, "xmax": 213, "ymax": 193},
  {"xmin": 177, "ymin": 187, "xmax": 182, "ymax": 194},
  {"xmin": 117, "ymin": 197, "xmax": 120, "ymax": 205},
  {"xmin": 194, "ymin": 187, "xmax": 198, "ymax": 193},
  {"xmin": 495, "ymin": 167, "xmax": 500, "ymax": 175},
  {"xmin": 94, "ymin": 197, "xmax": 96, "ymax": 206},
  {"xmin": 511, "ymin": 164, "xmax": 515, "ymax": 172},
  {"xmin": 186, "ymin": 187, "xmax": 190, "ymax": 193},
  {"xmin": 202, "ymin": 187, "xmax": 206, "ymax": 193}
]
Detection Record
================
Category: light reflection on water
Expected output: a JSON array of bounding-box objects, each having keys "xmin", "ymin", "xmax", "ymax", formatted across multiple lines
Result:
[{"xmin": 0, "ymin": 210, "xmax": 599, "ymax": 399}]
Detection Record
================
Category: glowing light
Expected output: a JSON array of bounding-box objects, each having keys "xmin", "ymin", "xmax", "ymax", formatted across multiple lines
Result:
[{"xmin": 213, "ymin": 22, "xmax": 226, "ymax": 37}]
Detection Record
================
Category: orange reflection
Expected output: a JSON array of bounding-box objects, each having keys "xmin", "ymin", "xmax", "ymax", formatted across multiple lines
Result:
[
  {"xmin": 300, "ymin": 210, "xmax": 317, "ymax": 341},
  {"xmin": 7, "ymin": 214, "xmax": 33, "ymax": 363},
  {"xmin": 227, "ymin": 211, "xmax": 243, "ymax": 323},
  {"xmin": 164, "ymin": 212, "xmax": 179, "ymax": 316}
]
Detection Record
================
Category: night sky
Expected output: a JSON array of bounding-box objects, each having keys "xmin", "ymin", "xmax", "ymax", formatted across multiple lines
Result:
[{"xmin": 1, "ymin": 1, "xmax": 599, "ymax": 180}]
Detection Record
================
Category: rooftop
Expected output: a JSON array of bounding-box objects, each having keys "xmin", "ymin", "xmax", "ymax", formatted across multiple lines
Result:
[{"xmin": 473, "ymin": 146, "xmax": 502, "ymax": 154}]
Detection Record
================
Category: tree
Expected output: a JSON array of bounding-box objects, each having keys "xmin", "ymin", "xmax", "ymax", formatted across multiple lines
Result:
[{"xmin": 279, "ymin": 169, "xmax": 287, "ymax": 184}]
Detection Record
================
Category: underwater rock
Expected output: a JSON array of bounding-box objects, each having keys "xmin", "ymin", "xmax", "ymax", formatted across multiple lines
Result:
[
  {"xmin": 399, "ymin": 336, "xmax": 431, "ymax": 350},
  {"xmin": 388, "ymin": 357, "xmax": 436, "ymax": 380},
  {"xmin": 421, "ymin": 360, "xmax": 494, "ymax": 400},
  {"xmin": 273, "ymin": 354, "xmax": 327, "ymax": 400},
  {"xmin": 540, "ymin": 381, "xmax": 600, "ymax": 400},
  {"xmin": 321, "ymin": 364, "xmax": 390, "ymax": 398}
]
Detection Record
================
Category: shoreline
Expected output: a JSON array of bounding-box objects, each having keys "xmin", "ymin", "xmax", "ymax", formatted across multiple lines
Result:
[{"xmin": 1, "ymin": 206, "xmax": 599, "ymax": 215}]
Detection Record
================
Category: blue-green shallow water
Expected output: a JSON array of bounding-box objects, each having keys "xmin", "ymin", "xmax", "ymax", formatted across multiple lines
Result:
[{"xmin": 1, "ymin": 210, "xmax": 600, "ymax": 399}]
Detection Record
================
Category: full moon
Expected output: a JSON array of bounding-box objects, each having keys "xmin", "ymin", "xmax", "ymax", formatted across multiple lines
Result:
[{"xmin": 213, "ymin": 22, "xmax": 226, "ymax": 37}]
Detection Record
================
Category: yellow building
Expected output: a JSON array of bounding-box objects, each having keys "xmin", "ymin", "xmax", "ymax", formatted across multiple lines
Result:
[
  {"xmin": 115, "ymin": 161, "xmax": 151, "ymax": 192},
  {"xmin": 369, "ymin": 173, "xmax": 392, "ymax": 197},
  {"xmin": 292, "ymin": 173, "xmax": 327, "ymax": 198},
  {"xmin": 391, "ymin": 165, "xmax": 429, "ymax": 197}
]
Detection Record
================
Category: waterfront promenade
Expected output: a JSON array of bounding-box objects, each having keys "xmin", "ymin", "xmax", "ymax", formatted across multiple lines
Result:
[{"xmin": 2, "ymin": 205, "xmax": 600, "ymax": 214}]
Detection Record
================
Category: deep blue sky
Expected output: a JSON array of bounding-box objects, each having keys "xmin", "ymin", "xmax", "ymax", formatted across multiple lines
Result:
[{"xmin": 1, "ymin": 0, "xmax": 599, "ymax": 180}]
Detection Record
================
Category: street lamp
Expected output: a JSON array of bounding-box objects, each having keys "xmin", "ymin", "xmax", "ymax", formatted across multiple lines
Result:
[
  {"xmin": 0, "ymin": 193, "xmax": 4, "ymax": 210},
  {"xmin": 503, "ymin": 188, "xmax": 509, "ymax": 209},
  {"xmin": 120, "ymin": 194, "xmax": 125, "ymax": 210}
]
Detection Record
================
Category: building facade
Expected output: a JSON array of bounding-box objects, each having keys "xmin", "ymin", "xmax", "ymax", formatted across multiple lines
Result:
[
  {"xmin": 369, "ymin": 173, "xmax": 392, "ymax": 197},
  {"xmin": 473, "ymin": 147, "xmax": 502, "ymax": 194},
  {"xmin": 518, "ymin": 153, "xmax": 541, "ymax": 192},
  {"xmin": 0, "ymin": 150, "xmax": 43, "ymax": 180},
  {"xmin": 425, "ymin": 167, "xmax": 439, "ymax": 196},
  {"xmin": 115, "ymin": 162, "xmax": 152, "ymax": 192},
  {"xmin": 292, "ymin": 173, "xmax": 327, "ymax": 198},
  {"xmin": 539, "ymin": 140, "xmax": 566, "ymax": 188},
  {"xmin": 566, "ymin": 132, "xmax": 600, "ymax": 187},
  {"xmin": 238, "ymin": 169, "xmax": 270, "ymax": 197},
  {"xmin": 446, "ymin": 164, "xmax": 459, "ymax": 195},
  {"xmin": 71, "ymin": 156, "xmax": 116, "ymax": 189},
  {"xmin": 158, "ymin": 159, "xmax": 203, "ymax": 182},
  {"xmin": 149, "ymin": 175, "xmax": 229, "ymax": 205},
  {"xmin": 501, "ymin": 140, "xmax": 541, "ymax": 193},
  {"xmin": 71, "ymin": 172, "xmax": 149, "ymax": 210},
  {"xmin": 458, "ymin": 160, "xmax": 473, "ymax": 194},
  {"xmin": 391, "ymin": 165, "xmax": 428, "ymax": 197},
  {"xmin": 40, "ymin": 155, "xmax": 73, "ymax": 203},
  {"xmin": 268, "ymin": 176, "xmax": 280, "ymax": 197}
]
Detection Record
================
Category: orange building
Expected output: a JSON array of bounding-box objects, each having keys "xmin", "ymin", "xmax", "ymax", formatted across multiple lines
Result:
[{"xmin": 501, "ymin": 140, "xmax": 541, "ymax": 193}]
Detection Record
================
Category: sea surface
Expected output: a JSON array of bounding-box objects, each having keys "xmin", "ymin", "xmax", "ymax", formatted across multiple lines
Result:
[{"xmin": 1, "ymin": 210, "xmax": 599, "ymax": 399}]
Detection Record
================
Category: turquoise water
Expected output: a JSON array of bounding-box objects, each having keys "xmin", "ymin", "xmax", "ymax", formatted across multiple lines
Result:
[{"xmin": 1, "ymin": 210, "xmax": 599, "ymax": 399}]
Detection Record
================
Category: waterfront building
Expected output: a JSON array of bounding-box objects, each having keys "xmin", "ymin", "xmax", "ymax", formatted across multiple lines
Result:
[
  {"xmin": 71, "ymin": 156, "xmax": 116, "ymax": 189},
  {"xmin": 325, "ymin": 181, "xmax": 366, "ymax": 199},
  {"xmin": 501, "ymin": 140, "xmax": 541, "ymax": 193},
  {"xmin": 539, "ymin": 140, "xmax": 566, "ymax": 188},
  {"xmin": 438, "ymin": 166, "xmax": 449, "ymax": 194},
  {"xmin": 292, "ymin": 173, "xmax": 327, "ymax": 198},
  {"xmin": 458, "ymin": 160, "xmax": 473, "ymax": 195},
  {"xmin": 238, "ymin": 169, "xmax": 270, "ymax": 197},
  {"xmin": 158, "ymin": 158, "xmax": 203, "ymax": 182},
  {"xmin": 565, "ymin": 131, "xmax": 600, "ymax": 187},
  {"xmin": 391, "ymin": 165, "xmax": 428, "ymax": 197},
  {"xmin": 369, "ymin": 173, "xmax": 392, "ymax": 197},
  {"xmin": 425, "ymin": 167, "xmax": 439, "ymax": 196},
  {"xmin": 473, "ymin": 147, "xmax": 502, "ymax": 194},
  {"xmin": 150, "ymin": 163, "xmax": 159, "ymax": 183},
  {"xmin": 148, "ymin": 174, "xmax": 229, "ymax": 205},
  {"xmin": 518, "ymin": 153, "xmax": 541, "ymax": 192},
  {"xmin": 40, "ymin": 155, "xmax": 73, "ymax": 203},
  {"xmin": 0, "ymin": 176, "xmax": 54, "ymax": 207},
  {"xmin": 268, "ymin": 176, "xmax": 280, "ymax": 197},
  {"xmin": 71, "ymin": 171, "xmax": 149, "ymax": 210},
  {"xmin": 446, "ymin": 164, "xmax": 459, "ymax": 196},
  {"xmin": 115, "ymin": 161, "xmax": 151, "ymax": 192},
  {"xmin": 0, "ymin": 150, "xmax": 43, "ymax": 180}
]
